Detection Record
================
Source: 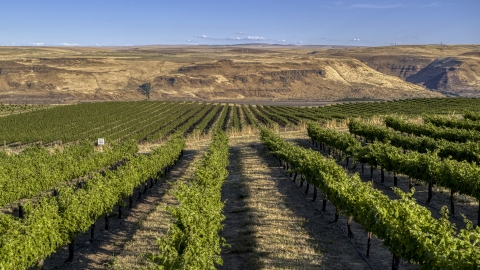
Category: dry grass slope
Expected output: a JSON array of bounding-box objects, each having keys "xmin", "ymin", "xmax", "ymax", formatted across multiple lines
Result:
[{"xmin": 4, "ymin": 45, "xmax": 476, "ymax": 103}]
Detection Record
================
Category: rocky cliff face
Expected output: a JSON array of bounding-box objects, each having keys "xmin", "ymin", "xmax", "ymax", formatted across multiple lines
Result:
[
  {"xmin": 151, "ymin": 58, "xmax": 440, "ymax": 100},
  {"xmin": 406, "ymin": 58, "xmax": 480, "ymax": 96},
  {"xmin": 350, "ymin": 51, "xmax": 480, "ymax": 97},
  {"xmin": 354, "ymin": 55, "xmax": 434, "ymax": 79}
]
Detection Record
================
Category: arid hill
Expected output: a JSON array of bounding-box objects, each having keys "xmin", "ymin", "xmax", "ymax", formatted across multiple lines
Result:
[
  {"xmin": 338, "ymin": 45, "xmax": 480, "ymax": 97},
  {"xmin": 1, "ymin": 45, "xmax": 477, "ymax": 103}
]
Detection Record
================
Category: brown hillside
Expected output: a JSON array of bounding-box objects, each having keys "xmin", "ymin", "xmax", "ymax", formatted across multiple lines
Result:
[
  {"xmin": 0, "ymin": 45, "xmax": 449, "ymax": 103},
  {"xmin": 341, "ymin": 45, "xmax": 480, "ymax": 96}
]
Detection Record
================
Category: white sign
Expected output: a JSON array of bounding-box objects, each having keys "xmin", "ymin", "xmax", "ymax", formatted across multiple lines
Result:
[{"xmin": 97, "ymin": 138, "xmax": 105, "ymax": 146}]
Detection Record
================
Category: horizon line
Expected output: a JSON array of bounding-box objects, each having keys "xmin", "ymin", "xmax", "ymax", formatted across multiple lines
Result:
[{"xmin": 0, "ymin": 43, "xmax": 475, "ymax": 48}]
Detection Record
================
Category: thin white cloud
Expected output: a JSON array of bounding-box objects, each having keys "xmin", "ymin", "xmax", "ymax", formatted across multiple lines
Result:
[
  {"xmin": 351, "ymin": 4, "xmax": 402, "ymax": 9},
  {"xmin": 58, "ymin": 42, "xmax": 80, "ymax": 46},
  {"xmin": 195, "ymin": 35, "xmax": 267, "ymax": 41},
  {"xmin": 236, "ymin": 32, "xmax": 247, "ymax": 35},
  {"xmin": 30, "ymin": 42, "xmax": 44, "ymax": 46},
  {"xmin": 421, "ymin": 2, "xmax": 451, "ymax": 7},
  {"xmin": 246, "ymin": 36, "xmax": 266, "ymax": 40},
  {"xmin": 193, "ymin": 35, "xmax": 289, "ymax": 44}
]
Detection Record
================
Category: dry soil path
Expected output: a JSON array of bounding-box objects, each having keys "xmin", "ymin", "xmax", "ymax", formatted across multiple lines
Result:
[{"xmin": 219, "ymin": 135, "xmax": 401, "ymax": 270}]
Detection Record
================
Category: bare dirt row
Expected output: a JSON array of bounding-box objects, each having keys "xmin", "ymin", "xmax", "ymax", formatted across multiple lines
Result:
[{"xmin": 219, "ymin": 134, "xmax": 412, "ymax": 269}]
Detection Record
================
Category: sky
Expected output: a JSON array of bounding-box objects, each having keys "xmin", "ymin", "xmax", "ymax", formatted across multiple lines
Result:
[{"xmin": 0, "ymin": 0, "xmax": 478, "ymax": 47}]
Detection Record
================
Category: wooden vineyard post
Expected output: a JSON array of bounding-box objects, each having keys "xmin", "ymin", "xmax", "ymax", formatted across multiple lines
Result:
[
  {"xmin": 334, "ymin": 207, "xmax": 339, "ymax": 222},
  {"xmin": 143, "ymin": 182, "xmax": 148, "ymax": 194},
  {"xmin": 347, "ymin": 216, "xmax": 354, "ymax": 238},
  {"xmin": 393, "ymin": 172, "xmax": 397, "ymax": 187},
  {"xmin": 300, "ymin": 175, "xmax": 304, "ymax": 187},
  {"xmin": 150, "ymin": 177, "xmax": 154, "ymax": 188},
  {"xmin": 409, "ymin": 178, "xmax": 413, "ymax": 191},
  {"xmin": 293, "ymin": 172, "xmax": 297, "ymax": 182},
  {"xmin": 426, "ymin": 183, "xmax": 433, "ymax": 204},
  {"xmin": 66, "ymin": 238, "xmax": 75, "ymax": 262},
  {"xmin": 305, "ymin": 182, "xmax": 310, "ymax": 194},
  {"xmin": 366, "ymin": 231, "xmax": 372, "ymax": 258},
  {"xmin": 370, "ymin": 165, "xmax": 374, "ymax": 178},
  {"xmin": 392, "ymin": 254, "xmax": 401, "ymax": 270},
  {"xmin": 312, "ymin": 187, "xmax": 317, "ymax": 202},
  {"xmin": 381, "ymin": 167, "xmax": 385, "ymax": 183},
  {"xmin": 450, "ymin": 190, "xmax": 455, "ymax": 215},
  {"xmin": 18, "ymin": 203, "xmax": 24, "ymax": 218},
  {"xmin": 105, "ymin": 214, "xmax": 109, "ymax": 231},
  {"xmin": 90, "ymin": 224, "xmax": 96, "ymax": 243},
  {"xmin": 118, "ymin": 204, "xmax": 123, "ymax": 219},
  {"xmin": 138, "ymin": 187, "xmax": 142, "ymax": 200},
  {"xmin": 361, "ymin": 163, "xmax": 364, "ymax": 174},
  {"xmin": 346, "ymin": 156, "xmax": 349, "ymax": 167}
]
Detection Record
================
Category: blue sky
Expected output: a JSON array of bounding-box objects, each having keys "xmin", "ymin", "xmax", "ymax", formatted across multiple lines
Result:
[{"xmin": 0, "ymin": 0, "xmax": 478, "ymax": 46}]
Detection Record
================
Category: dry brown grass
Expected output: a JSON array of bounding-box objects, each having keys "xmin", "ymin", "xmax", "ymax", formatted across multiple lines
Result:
[{"xmin": 230, "ymin": 136, "xmax": 323, "ymax": 269}]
